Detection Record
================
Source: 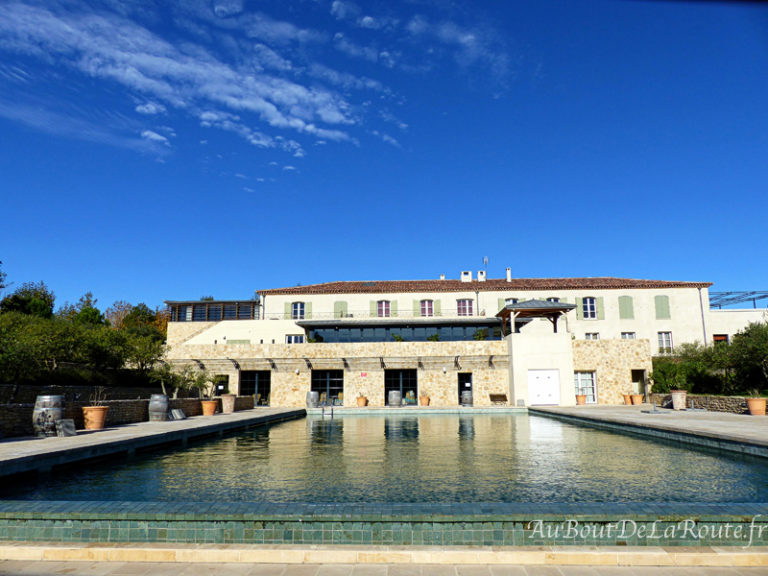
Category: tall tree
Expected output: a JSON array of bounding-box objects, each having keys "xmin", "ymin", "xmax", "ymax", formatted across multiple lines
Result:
[
  {"xmin": 0, "ymin": 261, "xmax": 7, "ymax": 294},
  {"xmin": 105, "ymin": 300, "xmax": 132, "ymax": 329},
  {"xmin": 0, "ymin": 281, "xmax": 55, "ymax": 318}
]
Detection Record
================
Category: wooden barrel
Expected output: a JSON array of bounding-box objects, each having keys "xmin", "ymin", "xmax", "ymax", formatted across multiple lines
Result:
[
  {"xmin": 388, "ymin": 390, "xmax": 402, "ymax": 407},
  {"xmin": 32, "ymin": 395, "xmax": 64, "ymax": 437},
  {"xmin": 460, "ymin": 391, "xmax": 473, "ymax": 406},
  {"xmin": 148, "ymin": 394, "xmax": 169, "ymax": 421},
  {"xmin": 306, "ymin": 391, "xmax": 319, "ymax": 408}
]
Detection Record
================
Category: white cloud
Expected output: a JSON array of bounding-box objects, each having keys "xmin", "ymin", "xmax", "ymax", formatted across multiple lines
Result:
[
  {"xmin": 141, "ymin": 129, "xmax": 170, "ymax": 145},
  {"xmin": 331, "ymin": 1, "xmax": 360, "ymax": 21},
  {"xmin": 282, "ymin": 165, "xmax": 296, "ymax": 171},
  {"xmin": 135, "ymin": 101, "xmax": 166, "ymax": 115}
]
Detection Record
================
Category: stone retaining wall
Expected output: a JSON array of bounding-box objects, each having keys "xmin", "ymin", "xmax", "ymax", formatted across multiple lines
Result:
[
  {"xmin": 650, "ymin": 393, "xmax": 749, "ymax": 414},
  {"xmin": 0, "ymin": 396, "xmax": 255, "ymax": 438}
]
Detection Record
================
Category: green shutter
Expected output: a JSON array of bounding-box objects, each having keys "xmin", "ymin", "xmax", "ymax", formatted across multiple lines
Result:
[
  {"xmin": 413, "ymin": 300, "xmax": 421, "ymax": 316},
  {"xmin": 575, "ymin": 297, "xmax": 584, "ymax": 320},
  {"xmin": 284, "ymin": 302, "xmax": 291, "ymax": 319},
  {"xmin": 498, "ymin": 298, "xmax": 507, "ymax": 312},
  {"xmin": 370, "ymin": 301, "xmax": 377, "ymax": 317},
  {"xmin": 434, "ymin": 300, "xmax": 441, "ymax": 316},
  {"xmin": 597, "ymin": 297, "xmax": 605, "ymax": 320},
  {"xmin": 391, "ymin": 301, "xmax": 398, "ymax": 317},
  {"xmin": 618, "ymin": 296, "xmax": 634, "ymax": 319},
  {"xmin": 305, "ymin": 302, "xmax": 312, "ymax": 319},
  {"xmin": 334, "ymin": 301, "xmax": 347, "ymax": 319},
  {"xmin": 655, "ymin": 295, "xmax": 670, "ymax": 319}
]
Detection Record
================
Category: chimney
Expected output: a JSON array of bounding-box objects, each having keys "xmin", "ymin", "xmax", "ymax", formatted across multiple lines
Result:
[
  {"xmin": 506, "ymin": 267, "xmax": 512, "ymax": 282},
  {"xmin": 477, "ymin": 270, "xmax": 486, "ymax": 282},
  {"xmin": 461, "ymin": 271, "xmax": 472, "ymax": 282},
  {"xmin": 439, "ymin": 274, "xmax": 445, "ymax": 280}
]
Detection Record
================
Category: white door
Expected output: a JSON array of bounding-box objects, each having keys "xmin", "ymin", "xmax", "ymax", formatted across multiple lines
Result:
[{"xmin": 528, "ymin": 369, "xmax": 560, "ymax": 405}]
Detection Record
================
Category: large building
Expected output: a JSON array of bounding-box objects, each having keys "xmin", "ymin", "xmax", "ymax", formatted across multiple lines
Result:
[{"xmin": 165, "ymin": 270, "xmax": 767, "ymax": 408}]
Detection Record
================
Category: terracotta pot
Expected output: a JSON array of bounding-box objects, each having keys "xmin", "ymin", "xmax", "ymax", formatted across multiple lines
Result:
[
  {"xmin": 623, "ymin": 394, "xmax": 632, "ymax": 405},
  {"xmin": 747, "ymin": 398, "xmax": 766, "ymax": 416},
  {"xmin": 82, "ymin": 406, "xmax": 109, "ymax": 430},
  {"xmin": 356, "ymin": 396, "xmax": 367, "ymax": 407},
  {"xmin": 201, "ymin": 400, "xmax": 218, "ymax": 416},
  {"xmin": 419, "ymin": 396, "xmax": 430, "ymax": 406},
  {"xmin": 220, "ymin": 394, "xmax": 236, "ymax": 414},
  {"xmin": 630, "ymin": 394, "xmax": 643, "ymax": 405},
  {"xmin": 575, "ymin": 394, "xmax": 587, "ymax": 405}
]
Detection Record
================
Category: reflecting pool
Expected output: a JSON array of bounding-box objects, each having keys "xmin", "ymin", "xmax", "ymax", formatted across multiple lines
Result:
[{"xmin": 4, "ymin": 413, "xmax": 768, "ymax": 503}]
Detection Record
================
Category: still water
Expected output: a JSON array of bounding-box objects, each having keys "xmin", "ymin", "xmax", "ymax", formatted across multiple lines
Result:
[{"xmin": 4, "ymin": 414, "xmax": 768, "ymax": 503}]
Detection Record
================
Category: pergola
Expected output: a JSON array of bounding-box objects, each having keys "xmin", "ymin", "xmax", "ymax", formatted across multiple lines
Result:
[{"xmin": 495, "ymin": 299, "xmax": 576, "ymax": 335}]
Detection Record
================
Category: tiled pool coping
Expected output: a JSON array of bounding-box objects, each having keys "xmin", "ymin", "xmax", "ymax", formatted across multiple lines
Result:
[{"xmin": 1, "ymin": 501, "xmax": 767, "ymax": 547}]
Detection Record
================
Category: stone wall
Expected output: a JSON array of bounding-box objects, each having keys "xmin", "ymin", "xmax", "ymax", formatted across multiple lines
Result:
[
  {"xmin": 168, "ymin": 341, "xmax": 510, "ymax": 408},
  {"xmin": 0, "ymin": 384, "xmax": 164, "ymax": 404},
  {"xmin": 650, "ymin": 393, "xmax": 749, "ymax": 414},
  {"xmin": 0, "ymin": 396, "xmax": 255, "ymax": 438},
  {"xmin": 572, "ymin": 339, "xmax": 653, "ymax": 404}
]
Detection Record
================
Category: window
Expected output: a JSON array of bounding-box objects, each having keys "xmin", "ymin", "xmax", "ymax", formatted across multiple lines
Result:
[
  {"xmin": 547, "ymin": 297, "xmax": 560, "ymax": 303},
  {"xmin": 713, "ymin": 334, "xmax": 729, "ymax": 344},
  {"xmin": 585, "ymin": 332, "xmax": 600, "ymax": 340},
  {"xmin": 574, "ymin": 372, "xmax": 597, "ymax": 404},
  {"xmin": 506, "ymin": 298, "xmax": 519, "ymax": 305},
  {"xmin": 291, "ymin": 302, "xmax": 305, "ymax": 320},
  {"xmin": 457, "ymin": 299, "xmax": 474, "ymax": 316},
  {"xmin": 582, "ymin": 297, "xmax": 597, "ymax": 319},
  {"xmin": 658, "ymin": 332, "xmax": 673, "ymax": 354},
  {"xmin": 621, "ymin": 332, "xmax": 636, "ymax": 340},
  {"xmin": 420, "ymin": 299, "xmax": 434, "ymax": 317},
  {"xmin": 377, "ymin": 300, "xmax": 390, "ymax": 317},
  {"xmin": 286, "ymin": 335, "xmax": 305, "ymax": 344}
]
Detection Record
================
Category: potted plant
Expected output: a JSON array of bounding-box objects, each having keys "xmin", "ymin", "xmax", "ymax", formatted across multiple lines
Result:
[
  {"xmin": 189, "ymin": 370, "xmax": 218, "ymax": 416},
  {"xmin": 746, "ymin": 390, "xmax": 766, "ymax": 416},
  {"xmin": 419, "ymin": 395, "xmax": 430, "ymax": 406},
  {"xmin": 630, "ymin": 393, "xmax": 643, "ymax": 405},
  {"xmin": 622, "ymin": 393, "xmax": 632, "ymax": 405},
  {"xmin": 83, "ymin": 386, "xmax": 109, "ymax": 430},
  {"xmin": 356, "ymin": 393, "xmax": 367, "ymax": 407},
  {"xmin": 575, "ymin": 394, "xmax": 587, "ymax": 405}
]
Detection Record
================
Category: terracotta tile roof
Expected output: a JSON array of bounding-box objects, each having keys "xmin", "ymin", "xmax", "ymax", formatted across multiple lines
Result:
[{"xmin": 258, "ymin": 277, "xmax": 712, "ymax": 295}]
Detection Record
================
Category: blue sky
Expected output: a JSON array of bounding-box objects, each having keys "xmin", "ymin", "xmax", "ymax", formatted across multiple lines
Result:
[{"xmin": 1, "ymin": 0, "xmax": 767, "ymax": 310}]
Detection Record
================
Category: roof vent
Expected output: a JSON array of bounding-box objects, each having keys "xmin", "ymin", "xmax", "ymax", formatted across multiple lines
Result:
[
  {"xmin": 477, "ymin": 270, "xmax": 487, "ymax": 282},
  {"xmin": 461, "ymin": 271, "xmax": 472, "ymax": 282},
  {"xmin": 506, "ymin": 267, "xmax": 512, "ymax": 282}
]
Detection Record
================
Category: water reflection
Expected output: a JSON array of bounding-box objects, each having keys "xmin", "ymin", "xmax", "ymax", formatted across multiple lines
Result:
[{"xmin": 4, "ymin": 414, "xmax": 768, "ymax": 503}]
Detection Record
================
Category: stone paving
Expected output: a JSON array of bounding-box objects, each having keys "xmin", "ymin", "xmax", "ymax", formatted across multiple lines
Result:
[
  {"xmin": 0, "ymin": 408, "xmax": 305, "ymax": 478},
  {"xmin": 2, "ymin": 561, "xmax": 768, "ymax": 576},
  {"xmin": 529, "ymin": 404, "xmax": 768, "ymax": 458}
]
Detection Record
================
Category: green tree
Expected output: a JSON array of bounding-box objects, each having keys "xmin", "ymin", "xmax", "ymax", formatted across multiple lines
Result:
[
  {"xmin": 729, "ymin": 322, "xmax": 768, "ymax": 393},
  {"xmin": 0, "ymin": 281, "xmax": 55, "ymax": 318},
  {"xmin": 126, "ymin": 335, "xmax": 164, "ymax": 372},
  {"xmin": 0, "ymin": 261, "xmax": 7, "ymax": 294},
  {"xmin": 123, "ymin": 303, "xmax": 164, "ymax": 341},
  {"xmin": 57, "ymin": 292, "xmax": 105, "ymax": 326}
]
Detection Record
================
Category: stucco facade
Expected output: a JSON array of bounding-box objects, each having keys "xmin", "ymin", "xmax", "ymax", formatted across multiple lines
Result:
[{"xmin": 164, "ymin": 272, "xmax": 762, "ymax": 408}]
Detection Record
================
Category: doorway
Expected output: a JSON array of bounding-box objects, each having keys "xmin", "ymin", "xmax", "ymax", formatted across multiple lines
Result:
[
  {"xmin": 239, "ymin": 371, "xmax": 271, "ymax": 405},
  {"xmin": 458, "ymin": 372, "xmax": 473, "ymax": 405},
  {"xmin": 528, "ymin": 369, "xmax": 560, "ymax": 405}
]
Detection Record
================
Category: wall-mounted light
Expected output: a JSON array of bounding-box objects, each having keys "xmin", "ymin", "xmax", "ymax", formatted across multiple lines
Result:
[
  {"xmin": 442, "ymin": 367, "xmax": 447, "ymax": 374},
  {"xmin": 295, "ymin": 368, "xmax": 300, "ymax": 375}
]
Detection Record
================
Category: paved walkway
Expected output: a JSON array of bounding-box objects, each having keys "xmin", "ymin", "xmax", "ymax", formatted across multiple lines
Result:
[
  {"xmin": 1, "ymin": 561, "xmax": 768, "ymax": 575},
  {"xmin": 0, "ymin": 408, "xmax": 305, "ymax": 478},
  {"xmin": 529, "ymin": 404, "xmax": 768, "ymax": 457}
]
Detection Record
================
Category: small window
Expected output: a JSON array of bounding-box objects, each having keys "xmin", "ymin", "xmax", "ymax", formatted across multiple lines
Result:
[
  {"xmin": 506, "ymin": 298, "xmax": 519, "ymax": 305},
  {"xmin": 658, "ymin": 331, "xmax": 673, "ymax": 354},
  {"xmin": 377, "ymin": 300, "xmax": 390, "ymax": 317},
  {"xmin": 420, "ymin": 299, "xmax": 434, "ymax": 317},
  {"xmin": 291, "ymin": 302, "xmax": 305, "ymax": 320},
  {"xmin": 286, "ymin": 334, "xmax": 305, "ymax": 344},
  {"xmin": 547, "ymin": 297, "xmax": 560, "ymax": 303},
  {"xmin": 457, "ymin": 299, "xmax": 474, "ymax": 316},
  {"xmin": 582, "ymin": 297, "xmax": 597, "ymax": 319},
  {"xmin": 713, "ymin": 334, "xmax": 729, "ymax": 344},
  {"xmin": 585, "ymin": 332, "xmax": 600, "ymax": 340},
  {"xmin": 574, "ymin": 372, "xmax": 597, "ymax": 404},
  {"xmin": 621, "ymin": 332, "xmax": 636, "ymax": 340}
]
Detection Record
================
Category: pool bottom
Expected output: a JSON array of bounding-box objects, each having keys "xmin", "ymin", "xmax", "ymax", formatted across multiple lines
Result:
[{"xmin": 1, "ymin": 501, "xmax": 767, "ymax": 547}]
